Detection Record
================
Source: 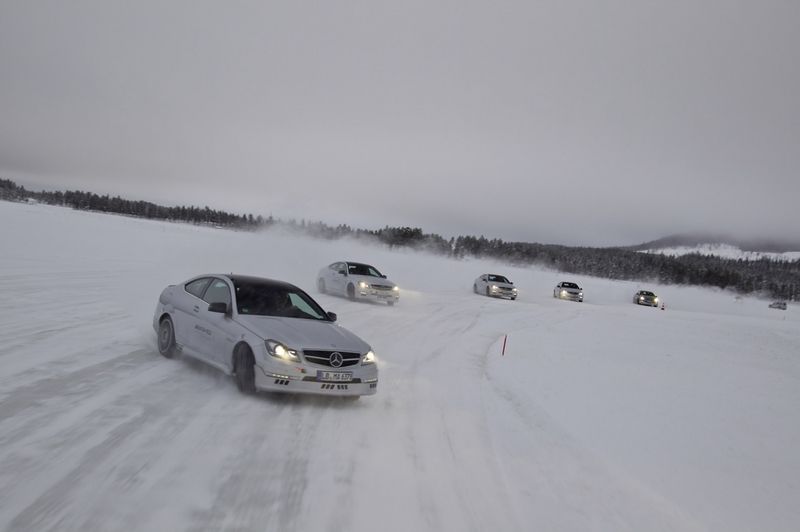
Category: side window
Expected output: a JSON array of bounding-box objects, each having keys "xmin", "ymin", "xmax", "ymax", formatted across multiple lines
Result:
[
  {"xmin": 202, "ymin": 279, "xmax": 232, "ymax": 306},
  {"xmin": 185, "ymin": 278, "xmax": 211, "ymax": 298},
  {"xmin": 336, "ymin": 262, "xmax": 347, "ymax": 274}
]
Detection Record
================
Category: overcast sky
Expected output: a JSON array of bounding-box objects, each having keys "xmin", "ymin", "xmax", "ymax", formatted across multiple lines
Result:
[{"xmin": 1, "ymin": 1, "xmax": 798, "ymax": 246}]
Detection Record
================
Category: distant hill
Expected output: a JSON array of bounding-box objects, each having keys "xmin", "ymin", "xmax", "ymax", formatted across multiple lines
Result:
[{"xmin": 628, "ymin": 233, "xmax": 800, "ymax": 254}]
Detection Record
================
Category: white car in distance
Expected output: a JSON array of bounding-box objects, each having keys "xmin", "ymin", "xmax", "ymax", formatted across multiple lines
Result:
[
  {"xmin": 554, "ymin": 281, "xmax": 584, "ymax": 302},
  {"xmin": 474, "ymin": 274, "xmax": 518, "ymax": 300},
  {"xmin": 317, "ymin": 261, "xmax": 400, "ymax": 305}
]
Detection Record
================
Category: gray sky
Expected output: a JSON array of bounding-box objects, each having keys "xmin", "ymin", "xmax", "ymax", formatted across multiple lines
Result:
[{"xmin": 1, "ymin": 1, "xmax": 798, "ymax": 246}]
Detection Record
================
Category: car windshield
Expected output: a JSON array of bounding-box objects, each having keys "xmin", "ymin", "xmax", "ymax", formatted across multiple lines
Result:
[
  {"xmin": 233, "ymin": 280, "xmax": 329, "ymax": 320},
  {"xmin": 562, "ymin": 282, "xmax": 579, "ymax": 289},
  {"xmin": 488, "ymin": 275, "xmax": 510, "ymax": 283},
  {"xmin": 640, "ymin": 291, "xmax": 655, "ymax": 296},
  {"xmin": 348, "ymin": 263, "xmax": 383, "ymax": 277}
]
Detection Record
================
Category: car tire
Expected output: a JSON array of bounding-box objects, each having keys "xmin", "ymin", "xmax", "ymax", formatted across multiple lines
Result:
[
  {"xmin": 511, "ymin": 296, "xmax": 516, "ymax": 301},
  {"xmin": 157, "ymin": 316, "xmax": 177, "ymax": 359},
  {"xmin": 387, "ymin": 301, "xmax": 394, "ymax": 306},
  {"xmin": 485, "ymin": 287, "xmax": 490, "ymax": 297},
  {"xmin": 318, "ymin": 278, "xmax": 326, "ymax": 294},
  {"xmin": 347, "ymin": 284, "xmax": 356, "ymax": 301},
  {"xmin": 234, "ymin": 344, "xmax": 256, "ymax": 394}
]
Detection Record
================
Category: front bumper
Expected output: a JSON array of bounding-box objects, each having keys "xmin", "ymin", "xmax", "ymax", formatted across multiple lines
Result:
[
  {"xmin": 489, "ymin": 288, "xmax": 517, "ymax": 299},
  {"xmin": 637, "ymin": 299, "xmax": 658, "ymax": 306},
  {"xmin": 558, "ymin": 292, "xmax": 583, "ymax": 302},
  {"xmin": 254, "ymin": 363, "xmax": 378, "ymax": 397},
  {"xmin": 356, "ymin": 286, "xmax": 399, "ymax": 303}
]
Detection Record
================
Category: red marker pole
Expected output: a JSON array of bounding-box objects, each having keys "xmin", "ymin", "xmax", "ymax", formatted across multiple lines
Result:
[{"xmin": 501, "ymin": 334, "xmax": 508, "ymax": 356}]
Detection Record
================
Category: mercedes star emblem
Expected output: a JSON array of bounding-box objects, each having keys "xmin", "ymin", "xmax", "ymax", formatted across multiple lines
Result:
[{"xmin": 329, "ymin": 352, "xmax": 343, "ymax": 368}]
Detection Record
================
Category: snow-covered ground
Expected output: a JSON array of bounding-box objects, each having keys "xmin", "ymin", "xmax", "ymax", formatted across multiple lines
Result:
[
  {"xmin": 1, "ymin": 200, "xmax": 798, "ymax": 532},
  {"xmin": 640, "ymin": 243, "xmax": 800, "ymax": 261}
]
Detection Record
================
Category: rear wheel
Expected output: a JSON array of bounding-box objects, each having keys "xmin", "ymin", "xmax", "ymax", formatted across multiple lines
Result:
[
  {"xmin": 157, "ymin": 317, "xmax": 177, "ymax": 358},
  {"xmin": 318, "ymin": 278, "xmax": 326, "ymax": 294},
  {"xmin": 233, "ymin": 344, "xmax": 256, "ymax": 394},
  {"xmin": 347, "ymin": 284, "xmax": 356, "ymax": 301}
]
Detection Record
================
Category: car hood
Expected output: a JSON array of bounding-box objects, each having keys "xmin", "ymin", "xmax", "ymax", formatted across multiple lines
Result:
[
  {"xmin": 348, "ymin": 274, "xmax": 396, "ymax": 288},
  {"xmin": 490, "ymin": 282, "xmax": 515, "ymax": 289},
  {"xmin": 234, "ymin": 315, "xmax": 370, "ymax": 353},
  {"xmin": 560, "ymin": 286, "xmax": 582, "ymax": 293}
]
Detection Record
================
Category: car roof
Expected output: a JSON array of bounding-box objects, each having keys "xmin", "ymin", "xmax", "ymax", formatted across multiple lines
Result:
[
  {"xmin": 346, "ymin": 261, "xmax": 374, "ymax": 268},
  {"xmin": 220, "ymin": 274, "xmax": 299, "ymax": 291}
]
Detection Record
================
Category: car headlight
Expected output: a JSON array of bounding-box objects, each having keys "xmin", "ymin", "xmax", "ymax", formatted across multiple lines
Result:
[
  {"xmin": 358, "ymin": 281, "xmax": 369, "ymax": 289},
  {"xmin": 265, "ymin": 340, "xmax": 300, "ymax": 362},
  {"xmin": 392, "ymin": 285, "xmax": 399, "ymax": 291},
  {"xmin": 579, "ymin": 292, "xmax": 583, "ymax": 296},
  {"xmin": 362, "ymin": 350, "xmax": 375, "ymax": 365},
  {"xmin": 654, "ymin": 297, "xmax": 659, "ymax": 303},
  {"xmin": 639, "ymin": 296, "xmax": 644, "ymax": 300},
  {"xmin": 512, "ymin": 288, "xmax": 518, "ymax": 292},
  {"xmin": 561, "ymin": 290, "xmax": 567, "ymax": 296},
  {"xmin": 491, "ymin": 285, "xmax": 498, "ymax": 291}
]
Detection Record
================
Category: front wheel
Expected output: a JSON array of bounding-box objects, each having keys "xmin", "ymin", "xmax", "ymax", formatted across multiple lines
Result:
[
  {"xmin": 485, "ymin": 287, "xmax": 490, "ymax": 297},
  {"xmin": 387, "ymin": 301, "xmax": 394, "ymax": 306},
  {"xmin": 233, "ymin": 344, "xmax": 256, "ymax": 394},
  {"xmin": 317, "ymin": 278, "xmax": 326, "ymax": 294},
  {"xmin": 347, "ymin": 284, "xmax": 356, "ymax": 301},
  {"xmin": 157, "ymin": 317, "xmax": 177, "ymax": 358},
  {"xmin": 473, "ymin": 284, "xmax": 478, "ymax": 294}
]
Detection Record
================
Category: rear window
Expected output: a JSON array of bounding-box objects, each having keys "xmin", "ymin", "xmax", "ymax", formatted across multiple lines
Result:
[{"xmin": 185, "ymin": 278, "xmax": 211, "ymax": 298}]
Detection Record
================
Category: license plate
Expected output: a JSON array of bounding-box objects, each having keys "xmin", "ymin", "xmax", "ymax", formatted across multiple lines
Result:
[
  {"xmin": 378, "ymin": 294, "xmax": 391, "ymax": 299},
  {"xmin": 317, "ymin": 371, "xmax": 352, "ymax": 382}
]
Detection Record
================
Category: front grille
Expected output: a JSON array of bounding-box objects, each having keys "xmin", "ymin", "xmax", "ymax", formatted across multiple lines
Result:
[
  {"xmin": 303, "ymin": 350, "xmax": 361, "ymax": 367},
  {"xmin": 371, "ymin": 284, "xmax": 394, "ymax": 291}
]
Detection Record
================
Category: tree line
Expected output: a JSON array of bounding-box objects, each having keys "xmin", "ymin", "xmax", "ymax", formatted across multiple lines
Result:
[{"xmin": 2, "ymin": 177, "xmax": 798, "ymax": 301}]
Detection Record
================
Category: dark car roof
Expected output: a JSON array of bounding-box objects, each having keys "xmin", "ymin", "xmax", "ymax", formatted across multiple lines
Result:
[
  {"xmin": 223, "ymin": 274, "xmax": 299, "ymax": 291},
  {"xmin": 346, "ymin": 261, "xmax": 374, "ymax": 268}
]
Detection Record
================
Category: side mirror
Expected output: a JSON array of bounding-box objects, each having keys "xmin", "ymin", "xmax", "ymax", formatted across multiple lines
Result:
[
  {"xmin": 381, "ymin": 274, "xmax": 387, "ymax": 278},
  {"xmin": 208, "ymin": 302, "xmax": 229, "ymax": 314},
  {"xmin": 327, "ymin": 311, "xmax": 337, "ymax": 322}
]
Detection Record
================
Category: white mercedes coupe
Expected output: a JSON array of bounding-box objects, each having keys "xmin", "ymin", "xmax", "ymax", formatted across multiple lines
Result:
[
  {"xmin": 153, "ymin": 274, "xmax": 378, "ymax": 398},
  {"xmin": 474, "ymin": 273, "xmax": 518, "ymax": 300},
  {"xmin": 316, "ymin": 261, "xmax": 400, "ymax": 305}
]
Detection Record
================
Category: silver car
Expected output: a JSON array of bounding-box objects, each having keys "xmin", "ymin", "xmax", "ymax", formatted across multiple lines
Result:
[
  {"xmin": 474, "ymin": 274, "xmax": 518, "ymax": 300},
  {"xmin": 317, "ymin": 261, "xmax": 399, "ymax": 305},
  {"xmin": 633, "ymin": 290, "xmax": 659, "ymax": 307},
  {"xmin": 153, "ymin": 274, "xmax": 378, "ymax": 398},
  {"xmin": 554, "ymin": 281, "xmax": 584, "ymax": 302}
]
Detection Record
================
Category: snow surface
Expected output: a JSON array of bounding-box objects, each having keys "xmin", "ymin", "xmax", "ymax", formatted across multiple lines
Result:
[
  {"xmin": 640, "ymin": 243, "xmax": 800, "ymax": 261},
  {"xmin": 1, "ymin": 201, "xmax": 798, "ymax": 532}
]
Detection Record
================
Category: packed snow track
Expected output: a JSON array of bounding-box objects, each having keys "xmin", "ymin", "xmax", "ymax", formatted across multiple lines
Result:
[{"xmin": 1, "ymin": 202, "xmax": 798, "ymax": 531}]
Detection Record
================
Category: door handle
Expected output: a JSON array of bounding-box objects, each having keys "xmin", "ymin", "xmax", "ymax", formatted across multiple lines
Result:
[{"xmin": 193, "ymin": 305, "xmax": 200, "ymax": 313}]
